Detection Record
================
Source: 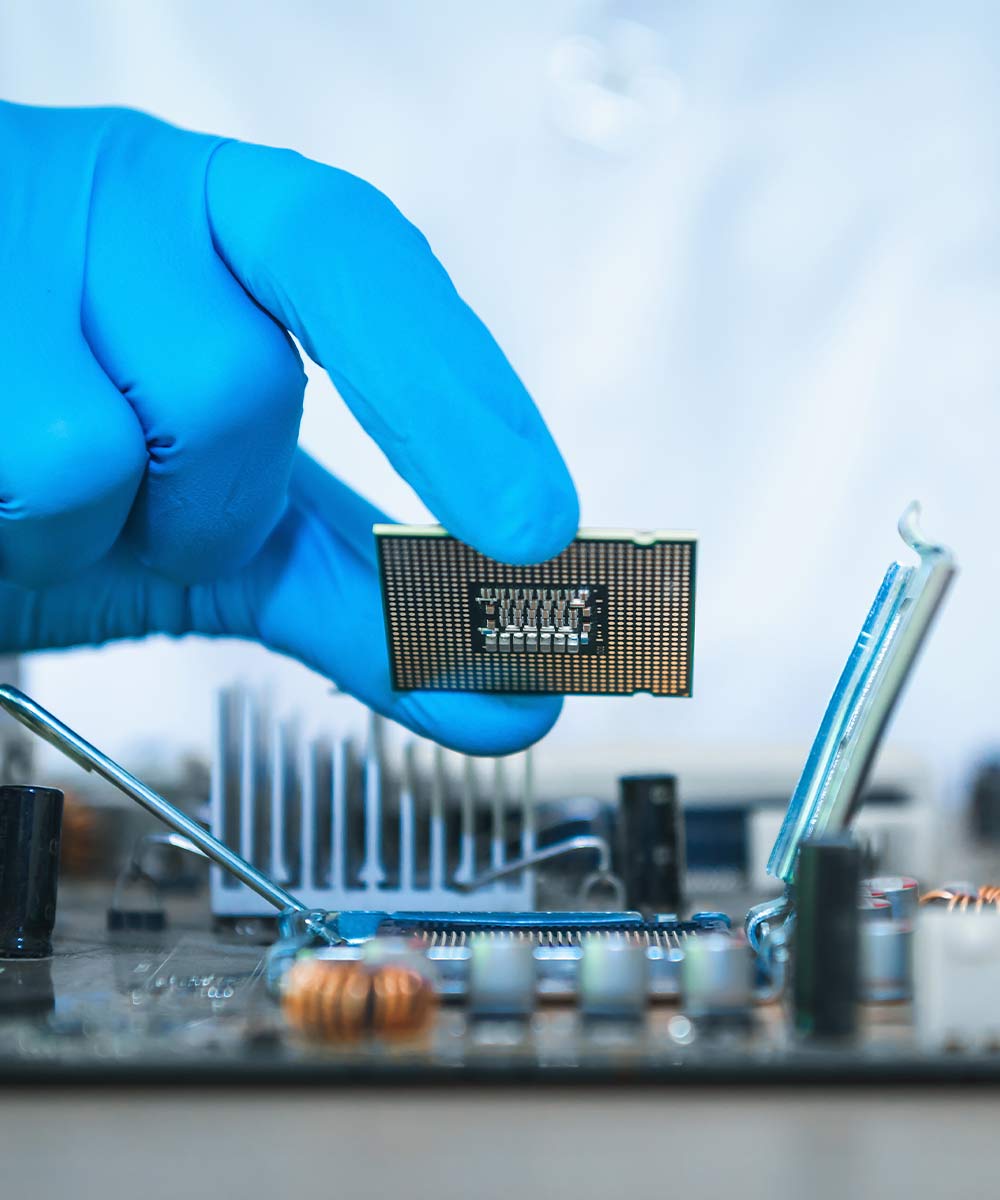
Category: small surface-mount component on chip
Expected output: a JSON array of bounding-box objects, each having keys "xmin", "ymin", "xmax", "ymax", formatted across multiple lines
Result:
[{"xmin": 374, "ymin": 525, "xmax": 696, "ymax": 696}]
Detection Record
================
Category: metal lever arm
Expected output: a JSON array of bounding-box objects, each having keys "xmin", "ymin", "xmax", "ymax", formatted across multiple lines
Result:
[
  {"xmin": 0, "ymin": 685, "xmax": 310, "ymax": 917},
  {"xmin": 450, "ymin": 833, "xmax": 612, "ymax": 893}
]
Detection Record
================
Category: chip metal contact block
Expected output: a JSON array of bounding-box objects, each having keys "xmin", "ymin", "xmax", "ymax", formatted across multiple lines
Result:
[{"xmin": 375, "ymin": 525, "xmax": 696, "ymax": 696}]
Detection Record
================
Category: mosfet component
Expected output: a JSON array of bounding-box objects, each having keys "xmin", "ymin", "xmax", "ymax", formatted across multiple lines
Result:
[
  {"xmin": 578, "ymin": 935, "xmax": 649, "ymax": 1020},
  {"xmin": 467, "ymin": 935, "xmax": 536, "ymax": 1019},
  {"xmin": 679, "ymin": 933, "xmax": 754, "ymax": 1024},
  {"xmin": 794, "ymin": 834, "xmax": 861, "ymax": 1039}
]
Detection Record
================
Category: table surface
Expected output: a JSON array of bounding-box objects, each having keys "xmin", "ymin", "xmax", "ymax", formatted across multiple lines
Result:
[{"xmin": 1, "ymin": 1084, "xmax": 997, "ymax": 1200}]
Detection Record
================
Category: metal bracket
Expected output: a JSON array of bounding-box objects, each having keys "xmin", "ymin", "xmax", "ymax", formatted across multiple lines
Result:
[{"xmin": 746, "ymin": 503, "xmax": 955, "ymax": 966}]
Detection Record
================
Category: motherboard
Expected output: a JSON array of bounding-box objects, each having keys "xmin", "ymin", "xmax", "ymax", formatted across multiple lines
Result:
[{"xmin": 3, "ymin": 506, "xmax": 998, "ymax": 1087}]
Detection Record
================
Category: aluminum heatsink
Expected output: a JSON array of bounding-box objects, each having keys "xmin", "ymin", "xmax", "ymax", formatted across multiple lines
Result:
[{"xmin": 209, "ymin": 688, "xmax": 537, "ymax": 917}]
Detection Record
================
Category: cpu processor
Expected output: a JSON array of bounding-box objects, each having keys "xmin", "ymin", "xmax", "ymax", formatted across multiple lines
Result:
[{"xmin": 374, "ymin": 525, "xmax": 696, "ymax": 696}]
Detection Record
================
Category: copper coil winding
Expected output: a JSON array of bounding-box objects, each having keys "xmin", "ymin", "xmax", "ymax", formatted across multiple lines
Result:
[
  {"xmin": 282, "ymin": 959, "xmax": 437, "ymax": 1042},
  {"xmin": 919, "ymin": 885, "xmax": 1000, "ymax": 912}
]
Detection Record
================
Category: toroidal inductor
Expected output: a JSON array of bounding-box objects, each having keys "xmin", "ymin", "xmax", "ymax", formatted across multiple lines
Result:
[{"xmin": 281, "ymin": 957, "xmax": 437, "ymax": 1042}]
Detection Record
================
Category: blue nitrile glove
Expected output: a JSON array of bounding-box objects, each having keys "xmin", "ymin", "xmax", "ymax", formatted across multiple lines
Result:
[{"xmin": 0, "ymin": 101, "xmax": 578, "ymax": 754}]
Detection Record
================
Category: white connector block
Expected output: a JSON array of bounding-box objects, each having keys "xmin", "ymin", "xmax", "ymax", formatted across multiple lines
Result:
[{"xmin": 915, "ymin": 910, "xmax": 1000, "ymax": 1051}]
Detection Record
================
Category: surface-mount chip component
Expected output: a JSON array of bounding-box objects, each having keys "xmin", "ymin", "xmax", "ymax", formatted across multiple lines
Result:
[{"xmin": 374, "ymin": 525, "xmax": 696, "ymax": 696}]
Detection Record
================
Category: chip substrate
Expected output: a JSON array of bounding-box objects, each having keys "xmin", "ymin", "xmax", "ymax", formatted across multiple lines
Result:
[{"xmin": 375, "ymin": 526, "xmax": 696, "ymax": 697}]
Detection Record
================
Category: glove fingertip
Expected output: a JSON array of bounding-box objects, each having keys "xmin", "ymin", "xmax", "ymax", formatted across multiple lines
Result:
[{"xmin": 393, "ymin": 692, "xmax": 563, "ymax": 756}]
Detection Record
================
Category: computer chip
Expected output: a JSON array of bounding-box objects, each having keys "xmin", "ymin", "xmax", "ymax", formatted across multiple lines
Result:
[{"xmin": 374, "ymin": 526, "xmax": 696, "ymax": 696}]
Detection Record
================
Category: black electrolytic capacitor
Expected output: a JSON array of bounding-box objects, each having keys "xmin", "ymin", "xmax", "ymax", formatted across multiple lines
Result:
[
  {"xmin": 794, "ymin": 833, "xmax": 861, "ymax": 1039},
  {"xmin": 0, "ymin": 959, "xmax": 55, "ymax": 1017},
  {"xmin": 617, "ymin": 774, "xmax": 684, "ymax": 915},
  {"xmin": 0, "ymin": 785, "xmax": 64, "ymax": 959},
  {"xmin": 970, "ymin": 760, "xmax": 1000, "ymax": 844}
]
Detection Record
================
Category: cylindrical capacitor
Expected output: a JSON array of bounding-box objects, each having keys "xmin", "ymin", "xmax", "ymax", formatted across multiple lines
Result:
[
  {"xmin": 467, "ymin": 935, "xmax": 536, "ymax": 1018},
  {"xmin": 0, "ymin": 785, "xmax": 64, "ymax": 959},
  {"xmin": 794, "ymin": 834, "xmax": 861, "ymax": 1039},
  {"xmin": 858, "ymin": 895, "xmax": 893, "ymax": 921},
  {"xmin": 0, "ymin": 959, "xmax": 55, "ymax": 1017},
  {"xmin": 970, "ymin": 760, "xmax": 1000, "ymax": 844},
  {"xmin": 859, "ymin": 918, "xmax": 913, "ymax": 1003},
  {"xmin": 617, "ymin": 774, "xmax": 684, "ymax": 915},
  {"xmin": 578, "ymin": 935, "xmax": 649, "ymax": 1020},
  {"xmin": 865, "ymin": 875, "xmax": 919, "ymax": 922},
  {"xmin": 680, "ymin": 932, "xmax": 754, "ymax": 1024}
]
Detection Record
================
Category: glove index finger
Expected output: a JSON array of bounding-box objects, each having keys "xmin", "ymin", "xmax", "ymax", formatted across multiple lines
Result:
[{"xmin": 205, "ymin": 141, "xmax": 578, "ymax": 565}]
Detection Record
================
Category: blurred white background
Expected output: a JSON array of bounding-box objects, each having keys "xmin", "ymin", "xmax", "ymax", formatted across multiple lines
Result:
[{"xmin": 1, "ymin": 0, "xmax": 997, "ymax": 797}]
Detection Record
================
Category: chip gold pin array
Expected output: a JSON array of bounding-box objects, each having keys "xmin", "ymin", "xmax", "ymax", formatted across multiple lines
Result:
[{"xmin": 374, "ymin": 525, "xmax": 697, "ymax": 696}]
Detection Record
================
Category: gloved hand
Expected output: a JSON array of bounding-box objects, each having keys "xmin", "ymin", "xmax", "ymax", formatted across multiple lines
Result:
[{"xmin": 0, "ymin": 101, "xmax": 578, "ymax": 754}]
